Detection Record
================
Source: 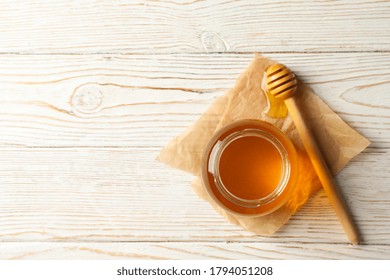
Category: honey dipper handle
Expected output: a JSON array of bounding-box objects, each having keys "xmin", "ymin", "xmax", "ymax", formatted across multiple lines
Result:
[{"xmin": 284, "ymin": 97, "xmax": 360, "ymax": 245}]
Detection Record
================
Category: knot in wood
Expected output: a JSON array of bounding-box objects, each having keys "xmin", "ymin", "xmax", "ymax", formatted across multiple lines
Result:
[
  {"xmin": 71, "ymin": 84, "xmax": 104, "ymax": 114},
  {"xmin": 201, "ymin": 31, "xmax": 229, "ymax": 52}
]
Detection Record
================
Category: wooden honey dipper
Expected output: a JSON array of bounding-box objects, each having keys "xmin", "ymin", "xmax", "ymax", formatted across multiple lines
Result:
[{"xmin": 265, "ymin": 63, "xmax": 360, "ymax": 245}]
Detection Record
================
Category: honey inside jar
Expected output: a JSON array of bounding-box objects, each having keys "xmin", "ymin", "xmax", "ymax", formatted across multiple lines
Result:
[
  {"xmin": 202, "ymin": 119, "xmax": 298, "ymax": 216},
  {"xmin": 219, "ymin": 135, "xmax": 283, "ymax": 200}
]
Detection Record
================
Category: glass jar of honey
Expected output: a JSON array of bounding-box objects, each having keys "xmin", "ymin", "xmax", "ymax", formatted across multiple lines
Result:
[{"xmin": 202, "ymin": 119, "xmax": 298, "ymax": 216}]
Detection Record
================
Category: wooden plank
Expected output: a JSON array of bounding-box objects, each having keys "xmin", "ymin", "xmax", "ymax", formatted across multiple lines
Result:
[
  {"xmin": 0, "ymin": 148, "xmax": 388, "ymax": 244},
  {"xmin": 0, "ymin": 0, "xmax": 389, "ymax": 53},
  {"xmin": 0, "ymin": 242, "xmax": 389, "ymax": 259},
  {"xmin": 0, "ymin": 53, "xmax": 389, "ymax": 148}
]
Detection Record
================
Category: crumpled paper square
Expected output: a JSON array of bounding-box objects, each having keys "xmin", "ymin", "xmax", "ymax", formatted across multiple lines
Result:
[{"xmin": 158, "ymin": 54, "xmax": 370, "ymax": 235}]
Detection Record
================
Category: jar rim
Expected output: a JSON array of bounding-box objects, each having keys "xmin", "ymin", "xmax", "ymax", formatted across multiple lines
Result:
[
  {"xmin": 201, "ymin": 119, "xmax": 298, "ymax": 216},
  {"xmin": 208, "ymin": 128, "xmax": 291, "ymax": 208}
]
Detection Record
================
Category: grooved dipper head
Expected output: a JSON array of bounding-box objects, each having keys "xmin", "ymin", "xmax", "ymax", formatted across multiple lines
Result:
[{"xmin": 266, "ymin": 64, "xmax": 297, "ymax": 100}]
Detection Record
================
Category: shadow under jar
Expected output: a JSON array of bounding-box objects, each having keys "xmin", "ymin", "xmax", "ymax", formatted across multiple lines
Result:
[{"xmin": 202, "ymin": 119, "xmax": 298, "ymax": 216}]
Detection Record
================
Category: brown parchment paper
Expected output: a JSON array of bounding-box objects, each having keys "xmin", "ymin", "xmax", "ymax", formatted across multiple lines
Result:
[{"xmin": 158, "ymin": 54, "xmax": 370, "ymax": 235}]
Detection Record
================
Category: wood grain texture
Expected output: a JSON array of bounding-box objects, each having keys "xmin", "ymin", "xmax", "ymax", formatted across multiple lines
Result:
[
  {"xmin": 1, "ymin": 0, "xmax": 389, "ymax": 260},
  {"xmin": 0, "ymin": 0, "xmax": 389, "ymax": 54},
  {"xmin": 1, "ymin": 242, "xmax": 389, "ymax": 260},
  {"xmin": 0, "ymin": 53, "xmax": 389, "ymax": 148},
  {"xmin": 0, "ymin": 53, "xmax": 388, "ymax": 250},
  {"xmin": 0, "ymin": 148, "xmax": 388, "ymax": 244}
]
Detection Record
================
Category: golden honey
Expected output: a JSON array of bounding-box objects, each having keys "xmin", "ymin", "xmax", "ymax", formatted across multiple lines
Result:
[{"xmin": 202, "ymin": 119, "xmax": 298, "ymax": 216}]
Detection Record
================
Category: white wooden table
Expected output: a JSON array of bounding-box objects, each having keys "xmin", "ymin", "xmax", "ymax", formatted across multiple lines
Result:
[{"xmin": 0, "ymin": 0, "xmax": 389, "ymax": 259}]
